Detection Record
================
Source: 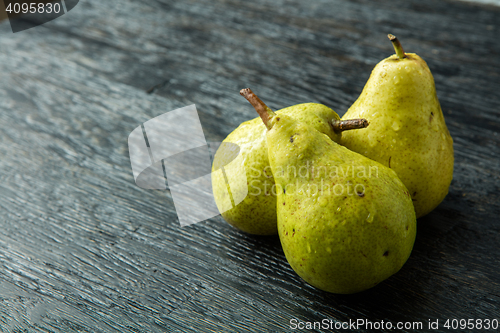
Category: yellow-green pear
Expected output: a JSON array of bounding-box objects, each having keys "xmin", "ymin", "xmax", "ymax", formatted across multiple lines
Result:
[
  {"xmin": 341, "ymin": 34, "xmax": 454, "ymax": 218},
  {"xmin": 212, "ymin": 98, "xmax": 367, "ymax": 235},
  {"xmin": 243, "ymin": 88, "xmax": 416, "ymax": 294}
]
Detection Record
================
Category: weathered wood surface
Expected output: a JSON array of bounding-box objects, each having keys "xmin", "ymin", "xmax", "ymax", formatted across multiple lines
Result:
[{"xmin": 0, "ymin": 0, "xmax": 499, "ymax": 331}]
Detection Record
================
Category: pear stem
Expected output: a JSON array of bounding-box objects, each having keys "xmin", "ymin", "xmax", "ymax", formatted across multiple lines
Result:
[
  {"xmin": 240, "ymin": 88, "xmax": 276, "ymax": 130},
  {"xmin": 388, "ymin": 34, "xmax": 406, "ymax": 59},
  {"xmin": 331, "ymin": 118, "xmax": 369, "ymax": 133}
]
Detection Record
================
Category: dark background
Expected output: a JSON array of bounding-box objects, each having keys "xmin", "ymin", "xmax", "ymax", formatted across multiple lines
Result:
[{"xmin": 0, "ymin": 0, "xmax": 499, "ymax": 331}]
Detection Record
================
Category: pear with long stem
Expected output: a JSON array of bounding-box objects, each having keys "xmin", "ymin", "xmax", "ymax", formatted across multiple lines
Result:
[{"xmin": 247, "ymin": 87, "xmax": 416, "ymax": 293}]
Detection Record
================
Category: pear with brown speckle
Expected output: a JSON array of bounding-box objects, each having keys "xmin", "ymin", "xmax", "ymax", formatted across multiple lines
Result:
[{"xmin": 243, "ymin": 88, "xmax": 416, "ymax": 294}]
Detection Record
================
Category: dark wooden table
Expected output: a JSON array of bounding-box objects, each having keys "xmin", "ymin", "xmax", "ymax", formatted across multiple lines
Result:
[{"xmin": 0, "ymin": 0, "xmax": 499, "ymax": 331}]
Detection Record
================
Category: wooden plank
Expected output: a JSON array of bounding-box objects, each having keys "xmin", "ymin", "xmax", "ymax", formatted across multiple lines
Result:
[{"xmin": 0, "ymin": 0, "xmax": 499, "ymax": 331}]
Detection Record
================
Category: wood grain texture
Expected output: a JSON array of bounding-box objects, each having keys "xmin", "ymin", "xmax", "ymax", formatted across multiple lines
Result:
[{"xmin": 0, "ymin": 0, "xmax": 499, "ymax": 331}]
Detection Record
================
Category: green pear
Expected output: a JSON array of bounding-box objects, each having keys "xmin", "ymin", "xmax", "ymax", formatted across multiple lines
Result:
[
  {"xmin": 341, "ymin": 34, "xmax": 454, "ymax": 218},
  {"xmin": 212, "ymin": 97, "xmax": 368, "ymax": 235},
  {"xmin": 242, "ymin": 89, "xmax": 416, "ymax": 294},
  {"xmin": 243, "ymin": 88, "xmax": 417, "ymax": 294}
]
